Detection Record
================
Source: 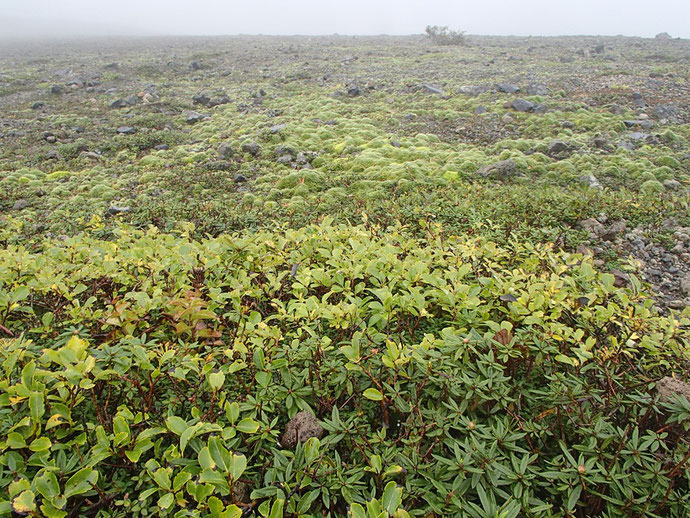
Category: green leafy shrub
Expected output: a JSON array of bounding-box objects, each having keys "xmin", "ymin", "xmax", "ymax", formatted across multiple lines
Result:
[
  {"xmin": 0, "ymin": 222, "xmax": 688, "ymax": 517},
  {"xmin": 425, "ymin": 26, "xmax": 467, "ymax": 46}
]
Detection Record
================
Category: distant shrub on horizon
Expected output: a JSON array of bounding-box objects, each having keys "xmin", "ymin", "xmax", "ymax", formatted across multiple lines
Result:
[{"xmin": 425, "ymin": 25, "xmax": 467, "ymax": 45}]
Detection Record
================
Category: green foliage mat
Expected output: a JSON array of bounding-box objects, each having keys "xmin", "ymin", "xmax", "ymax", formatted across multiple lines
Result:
[{"xmin": 1, "ymin": 221, "xmax": 689, "ymax": 517}]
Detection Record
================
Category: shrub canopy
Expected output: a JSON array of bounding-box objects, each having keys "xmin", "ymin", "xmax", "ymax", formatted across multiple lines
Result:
[{"xmin": 1, "ymin": 222, "xmax": 689, "ymax": 517}]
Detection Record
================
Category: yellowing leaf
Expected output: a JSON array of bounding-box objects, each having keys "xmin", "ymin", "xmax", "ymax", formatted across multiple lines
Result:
[{"xmin": 12, "ymin": 490, "xmax": 36, "ymax": 514}]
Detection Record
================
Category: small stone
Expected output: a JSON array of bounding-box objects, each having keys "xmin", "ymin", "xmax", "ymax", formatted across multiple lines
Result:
[
  {"xmin": 657, "ymin": 376, "xmax": 690, "ymax": 403},
  {"xmin": 346, "ymin": 83, "xmax": 361, "ymax": 96},
  {"xmin": 420, "ymin": 84, "xmax": 445, "ymax": 95},
  {"xmin": 205, "ymin": 160, "xmax": 231, "ymax": 171},
  {"xmin": 474, "ymin": 105, "xmax": 487, "ymax": 115},
  {"xmin": 579, "ymin": 174, "xmax": 602, "ymax": 190},
  {"xmin": 524, "ymin": 83, "xmax": 548, "ymax": 95},
  {"xmin": 593, "ymin": 137, "xmax": 613, "ymax": 151},
  {"xmin": 600, "ymin": 221, "xmax": 626, "ymax": 241},
  {"xmin": 579, "ymin": 218, "xmax": 605, "ymax": 237},
  {"xmin": 609, "ymin": 104, "xmax": 624, "ymax": 115},
  {"xmin": 154, "ymin": 144, "xmax": 169, "ymax": 151},
  {"xmin": 31, "ymin": 101, "xmax": 44, "ymax": 110},
  {"xmin": 281, "ymin": 411, "xmax": 323, "ymax": 449},
  {"xmin": 242, "ymin": 141, "xmax": 261, "ymax": 156},
  {"xmin": 575, "ymin": 296, "xmax": 591, "ymax": 307},
  {"xmin": 664, "ymin": 179, "xmax": 682, "ymax": 191},
  {"xmin": 547, "ymin": 139, "xmax": 571, "ymax": 156},
  {"xmin": 117, "ymin": 126, "xmax": 136, "ymax": 135},
  {"xmin": 653, "ymin": 105, "xmax": 679, "ymax": 122},
  {"xmin": 208, "ymin": 95, "xmax": 231, "ymax": 108},
  {"xmin": 234, "ymin": 174, "xmax": 247, "ymax": 183},
  {"xmin": 193, "ymin": 93, "xmax": 210, "ymax": 105},
  {"xmin": 269, "ymin": 123, "xmax": 286, "ymax": 134},
  {"xmin": 496, "ymin": 83, "xmax": 520, "ymax": 94},
  {"xmin": 12, "ymin": 199, "xmax": 30, "ymax": 211},
  {"xmin": 623, "ymin": 120, "xmax": 654, "ymax": 130},
  {"xmin": 190, "ymin": 60, "xmax": 202, "ymax": 70},
  {"xmin": 108, "ymin": 206, "xmax": 131, "ymax": 215},
  {"xmin": 109, "ymin": 99, "xmax": 128, "ymax": 109},
  {"xmin": 50, "ymin": 85, "xmax": 66, "ymax": 95},
  {"xmin": 681, "ymin": 274, "xmax": 690, "ymax": 297},
  {"xmin": 218, "ymin": 142, "xmax": 234, "ymax": 159},
  {"xmin": 275, "ymin": 144, "xmax": 297, "ymax": 158},
  {"xmin": 476, "ymin": 159, "xmax": 517, "ymax": 179},
  {"xmin": 511, "ymin": 99, "xmax": 535, "ymax": 112},
  {"xmin": 576, "ymin": 245, "xmax": 594, "ymax": 256},
  {"xmin": 611, "ymin": 269, "xmax": 629, "ymax": 288},
  {"xmin": 186, "ymin": 112, "xmax": 209, "ymax": 124}
]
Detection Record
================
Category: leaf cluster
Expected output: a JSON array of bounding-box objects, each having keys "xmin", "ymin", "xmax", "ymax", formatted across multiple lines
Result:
[{"xmin": 0, "ymin": 222, "xmax": 689, "ymax": 517}]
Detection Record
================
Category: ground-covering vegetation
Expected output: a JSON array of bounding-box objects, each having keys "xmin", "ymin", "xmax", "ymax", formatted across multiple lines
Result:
[
  {"xmin": 2, "ymin": 223, "xmax": 690, "ymax": 517},
  {"xmin": 0, "ymin": 34, "xmax": 689, "ymax": 516}
]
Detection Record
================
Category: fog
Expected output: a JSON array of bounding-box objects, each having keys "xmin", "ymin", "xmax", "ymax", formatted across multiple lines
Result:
[{"xmin": 0, "ymin": 0, "xmax": 688, "ymax": 39}]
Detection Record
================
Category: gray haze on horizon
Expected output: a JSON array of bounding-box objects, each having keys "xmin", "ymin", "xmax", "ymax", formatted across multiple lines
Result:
[{"xmin": 0, "ymin": 0, "xmax": 688, "ymax": 39}]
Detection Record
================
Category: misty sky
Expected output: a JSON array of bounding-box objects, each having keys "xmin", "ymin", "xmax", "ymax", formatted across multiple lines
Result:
[{"xmin": 1, "ymin": 0, "xmax": 688, "ymax": 38}]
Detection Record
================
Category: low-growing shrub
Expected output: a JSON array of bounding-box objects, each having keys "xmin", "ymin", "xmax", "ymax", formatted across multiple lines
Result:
[
  {"xmin": 0, "ymin": 222, "xmax": 689, "ymax": 517},
  {"xmin": 425, "ymin": 26, "xmax": 467, "ymax": 46},
  {"xmin": 641, "ymin": 179, "xmax": 665, "ymax": 194}
]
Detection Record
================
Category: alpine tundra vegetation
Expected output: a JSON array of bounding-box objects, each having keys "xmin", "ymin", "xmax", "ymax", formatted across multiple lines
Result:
[{"xmin": 0, "ymin": 33, "xmax": 689, "ymax": 517}]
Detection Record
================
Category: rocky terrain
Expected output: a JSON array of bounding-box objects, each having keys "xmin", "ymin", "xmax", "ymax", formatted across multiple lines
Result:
[
  {"xmin": 1, "ymin": 34, "xmax": 689, "ymax": 310},
  {"xmin": 1, "ymin": 34, "xmax": 690, "ymax": 518}
]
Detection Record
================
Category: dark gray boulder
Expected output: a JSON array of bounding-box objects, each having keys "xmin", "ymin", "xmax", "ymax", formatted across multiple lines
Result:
[
  {"xmin": 547, "ymin": 140, "xmax": 571, "ymax": 155},
  {"xmin": 217, "ymin": 142, "xmax": 234, "ymax": 159},
  {"xmin": 193, "ymin": 94, "xmax": 210, "ymax": 106},
  {"xmin": 476, "ymin": 159, "xmax": 517, "ymax": 179},
  {"xmin": 525, "ymin": 83, "xmax": 548, "ymax": 95},
  {"xmin": 242, "ymin": 141, "xmax": 261, "ymax": 156},
  {"xmin": 186, "ymin": 112, "xmax": 209, "ymax": 124},
  {"xmin": 346, "ymin": 83, "xmax": 361, "ymax": 96},
  {"xmin": 511, "ymin": 99, "xmax": 535, "ymax": 112},
  {"xmin": 12, "ymin": 199, "xmax": 30, "ymax": 211},
  {"xmin": 496, "ymin": 83, "xmax": 520, "ymax": 94},
  {"xmin": 421, "ymin": 84, "xmax": 445, "ymax": 95}
]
